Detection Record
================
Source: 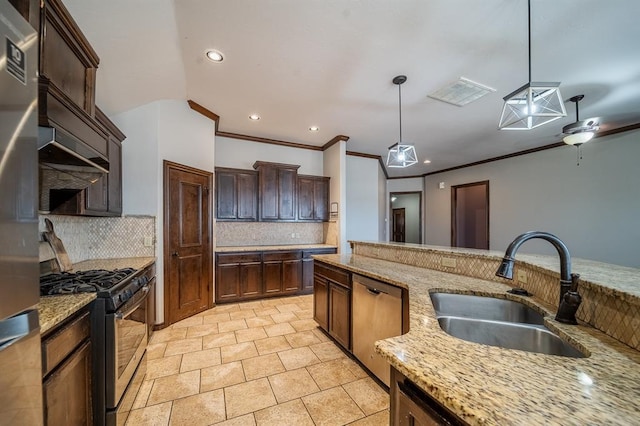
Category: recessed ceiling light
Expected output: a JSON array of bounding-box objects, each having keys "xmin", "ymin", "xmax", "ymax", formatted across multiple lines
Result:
[
  {"xmin": 309, "ymin": 126, "xmax": 319, "ymax": 132},
  {"xmin": 206, "ymin": 50, "xmax": 224, "ymax": 62},
  {"xmin": 423, "ymin": 159, "xmax": 431, "ymax": 164},
  {"xmin": 248, "ymin": 114, "xmax": 260, "ymax": 121}
]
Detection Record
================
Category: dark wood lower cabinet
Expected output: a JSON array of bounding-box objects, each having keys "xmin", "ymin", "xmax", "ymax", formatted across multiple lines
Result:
[
  {"xmin": 216, "ymin": 253, "xmax": 263, "ymax": 302},
  {"xmin": 313, "ymin": 261, "xmax": 351, "ymax": 351},
  {"xmin": 390, "ymin": 367, "xmax": 465, "ymax": 426},
  {"xmin": 328, "ymin": 282, "xmax": 351, "ymax": 349},
  {"xmin": 301, "ymin": 248, "xmax": 338, "ymax": 294},
  {"xmin": 216, "ymin": 248, "xmax": 334, "ymax": 303},
  {"xmin": 42, "ymin": 308, "xmax": 92, "ymax": 426}
]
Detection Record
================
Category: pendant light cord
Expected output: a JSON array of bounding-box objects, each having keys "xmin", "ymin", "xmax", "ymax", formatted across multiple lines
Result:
[
  {"xmin": 528, "ymin": 0, "xmax": 531, "ymax": 82},
  {"xmin": 398, "ymin": 82, "xmax": 403, "ymax": 143}
]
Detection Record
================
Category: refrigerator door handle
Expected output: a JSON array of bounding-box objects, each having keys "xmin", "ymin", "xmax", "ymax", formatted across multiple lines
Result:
[{"xmin": 0, "ymin": 310, "xmax": 40, "ymax": 351}]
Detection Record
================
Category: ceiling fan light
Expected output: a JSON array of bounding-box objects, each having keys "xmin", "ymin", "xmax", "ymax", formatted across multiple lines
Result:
[{"xmin": 563, "ymin": 131, "xmax": 594, "ymax": 145}]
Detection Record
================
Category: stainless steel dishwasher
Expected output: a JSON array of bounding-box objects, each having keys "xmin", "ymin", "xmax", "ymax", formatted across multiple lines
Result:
[{"xmin": 352, "ymin": 274, "xmax": 403, "ymax": 386}]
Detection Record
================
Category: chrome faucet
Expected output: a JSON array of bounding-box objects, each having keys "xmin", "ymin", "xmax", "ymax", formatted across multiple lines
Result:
[{"xmin": 496, "ymin": 231, "xmax": 581, "ymax": 324}]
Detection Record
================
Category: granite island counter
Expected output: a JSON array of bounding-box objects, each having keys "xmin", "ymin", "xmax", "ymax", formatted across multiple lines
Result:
[{"xmin": 313, "ymin": 247, "xmax": 640, "ymax": 425}]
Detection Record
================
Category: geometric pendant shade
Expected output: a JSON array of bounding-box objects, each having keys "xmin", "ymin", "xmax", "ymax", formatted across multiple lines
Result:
[
  {"xmin": 499, "ymin": 82, "xmax": 566, "ymax": 130},
  {"xmin": 387, "ymin": 143, "xmax": 418, "ymax": 168},
  {"xmin": 498, "ymin": 0, "xmax": 566, "ymax": 130}
]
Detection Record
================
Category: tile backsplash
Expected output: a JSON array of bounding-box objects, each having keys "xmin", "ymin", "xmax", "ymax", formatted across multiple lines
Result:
[
  {"xmin": 39, "ymin": 215, "xmax": 155, "ymax": 263},
  {"xmin": 216, "ymin": 222, "xmax": 324, "ymax": 246}
]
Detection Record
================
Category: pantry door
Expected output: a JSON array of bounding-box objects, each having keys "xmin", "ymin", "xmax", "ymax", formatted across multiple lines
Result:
[{"xmin": 164, "ymin": 161, "xmax": 213, "ymax": 326}]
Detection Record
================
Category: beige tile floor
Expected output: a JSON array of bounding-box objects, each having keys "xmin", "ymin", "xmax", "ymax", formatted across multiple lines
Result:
[{"xmin": 126, "ymin": 295, "xmax": 390, "ymax": 426}]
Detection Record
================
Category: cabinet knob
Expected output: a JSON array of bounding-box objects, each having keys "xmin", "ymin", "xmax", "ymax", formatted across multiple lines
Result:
[{"xmin": 172, "ymin": 252, "xmax": 179, "ymax": 257}]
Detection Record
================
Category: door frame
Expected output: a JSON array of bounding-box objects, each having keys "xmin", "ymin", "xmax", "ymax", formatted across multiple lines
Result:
[
  {"xmin": 391, "ymin": 208, "xmax": 406, "ymax": 243},
  {"xmin": 162, "ymin": 160, "xmax": 214, "ymax": 327},
  {"xmin": 389, "ymin": 191, "xmax": 422, "ymax": 244},
  {"xmin": 451, "ymin": 180, "xmax": 489, "ymax": 249}
]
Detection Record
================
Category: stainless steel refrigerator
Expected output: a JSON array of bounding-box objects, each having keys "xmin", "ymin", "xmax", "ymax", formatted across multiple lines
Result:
[{"xmin": 0, "ymin": 1, "xmax": 42, "ymax": 425}]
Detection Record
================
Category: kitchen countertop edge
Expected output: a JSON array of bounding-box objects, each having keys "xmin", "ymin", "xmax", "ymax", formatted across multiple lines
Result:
[{"xmin": 215, "ymin": 244, "xmax": 337, "ymax": 253}]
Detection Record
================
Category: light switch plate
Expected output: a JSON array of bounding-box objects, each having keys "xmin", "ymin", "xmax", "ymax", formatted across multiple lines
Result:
[
  {"xmin": 441, "ymin": 257, "xmax": 457, "ymax": 268},
  {"xmin": 517, "ymin": 270, "xmax": 528, "ymax": 284},
  {"xmin": 143, "ymin": 236, "xmax": 153, "ymax": 247}
]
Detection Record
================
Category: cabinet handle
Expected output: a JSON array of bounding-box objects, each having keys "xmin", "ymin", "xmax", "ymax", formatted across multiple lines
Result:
[{"xmin": 172, "ymin": 252, "xmax": 178, "ymax": 257}]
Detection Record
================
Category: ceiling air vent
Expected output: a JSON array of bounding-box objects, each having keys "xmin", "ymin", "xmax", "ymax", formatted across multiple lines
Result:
[{"xmin": 428, "ymin": 77, "xmax": 496, "ymax": 107}]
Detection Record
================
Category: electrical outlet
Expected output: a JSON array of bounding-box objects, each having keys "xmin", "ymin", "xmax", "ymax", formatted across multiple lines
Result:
[
  {"xmin": 517, "ymin": 270, "xmax": 528, "ymax": 284},
  {"xmin": 441, "ymin": 257, "xmax": 457, "ymax": 268},
  {"xmin": 143, "ymin": 236, "xmax": 153, "ymax": 247},
  {"xmin": 291, "ymin": 233, "xmax": 296, "ymax": 238},
  {"xmin": 295, "ymin": 233, "xmax": 300, "ymax": 238}
]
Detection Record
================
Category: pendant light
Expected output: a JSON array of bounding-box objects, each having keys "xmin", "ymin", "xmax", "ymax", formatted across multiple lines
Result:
[
  {"xmin": 387, "ymin": 75, "xmax": 418, "ymax": 168},
  {"xmin": 498, "ymin": 0, "xmax": 566, "ymax": 130}
]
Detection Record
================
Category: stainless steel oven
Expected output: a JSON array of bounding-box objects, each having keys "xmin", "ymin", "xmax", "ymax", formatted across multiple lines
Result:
[{"xmin": 106, "ymin": 277, "xmax": 152, "ymax": 408}]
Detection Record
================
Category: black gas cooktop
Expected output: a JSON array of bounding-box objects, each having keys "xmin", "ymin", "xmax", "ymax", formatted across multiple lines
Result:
[{"xmin": 39, "ymin": 268, "xmax": 136, "ymax": 296}]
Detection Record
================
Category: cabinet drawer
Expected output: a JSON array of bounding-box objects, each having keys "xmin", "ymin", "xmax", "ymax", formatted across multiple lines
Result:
[
  {"xmin": 315, "ymin": 262, "xmax": 350, "ymax": 287},
  {"xmin": 217, "ymin": 253, "xmax": 262, "ymax": 264},
  {"xmin": 42, "ymin": 311, "xmax": 90, "ymax": 377},
  {"xmin": 263, "ymin": 251, "xmax": 302, "ymax": 262}
]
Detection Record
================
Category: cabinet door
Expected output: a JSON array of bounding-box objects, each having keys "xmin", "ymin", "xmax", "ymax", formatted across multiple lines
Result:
[
  {"xmin": 328, "ymin": 283, "xmax": 351, "ymax": 350},
  {"xmin": 43, "ymin": 340, "xmax": 92, "ymax": 426},
  {"xmin": 216, "ymin": 172, "xmax": 238, "ymax": 219},
  {"xmin": 283, "ymin": 259, "xmax": 302, "ymax": 293},
  {"xmin": 302, "ymin": 257, "xmax": 314, "ymax": 293},
  {"xmin": 297, "ymin": 177, "xmax": 315, "ymax": 220},
  {"xmin": 216, "ymin": 264, "xmax": 240, "ymax": 301},
  {"xmin": 240, "ymin": 262, "xmax": 262, "ymax": 297},
  {"xmin": 259, "ymin": 166, "xmax": 279, "ymax": 220},
  {"xmin": 263, "ymin": 261, "xmax": 283, "ymax": 294},
  {"xmin": 85, "ymin": 173, "xmax": 108, "ymax": 212},
  {"xmin": 313, "ymin": 178, "xmax": 329, "ymax": 221},
  {"xmin": 313, "ymin": 276, "xmax": 328, "ymax": 331},
  {"xmin": 277, "ymin": 168, "xmax": 296, "ymax": 220},
  {"xmin": 107, "ymin": 138, "xmax": 122, "ymax": 214},
  {"xmin": 237, "ymin": 172, "xmax": 257, "ymax": 220}
]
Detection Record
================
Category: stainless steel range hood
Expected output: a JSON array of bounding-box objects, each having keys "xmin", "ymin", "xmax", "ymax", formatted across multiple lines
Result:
[{"xmin": 38, "ymin": 126, "xmax": 109, "ymax": 212}]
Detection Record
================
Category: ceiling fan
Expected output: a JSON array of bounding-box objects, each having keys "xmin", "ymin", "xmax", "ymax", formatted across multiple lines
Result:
[{"xmin": 562, "ymin": 95, "xmax": 599, "ymax": 146}]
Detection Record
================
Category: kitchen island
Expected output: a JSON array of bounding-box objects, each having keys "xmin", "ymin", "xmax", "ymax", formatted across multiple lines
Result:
[{"xmin": 314, "ymin": 246, "xmax": 640, "ymax": 425}]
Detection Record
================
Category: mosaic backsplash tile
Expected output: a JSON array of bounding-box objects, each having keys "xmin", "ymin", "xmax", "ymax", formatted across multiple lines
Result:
[
  {"xmin": 39, "ymin": 215, "xmax": 155, "ymax": 263},
  {"xmin": 216, "ymin": 222, "xmax": 324, "ymax": 246},
  {"xmin": 351, "ymin": 241, "xmax": 640, "ymax": 351}
]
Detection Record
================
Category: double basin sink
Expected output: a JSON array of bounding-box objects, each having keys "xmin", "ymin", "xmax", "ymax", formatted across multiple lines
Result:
[{"xmin": 430, "ymin": 293, "xmax": 586, "ymax": 358}]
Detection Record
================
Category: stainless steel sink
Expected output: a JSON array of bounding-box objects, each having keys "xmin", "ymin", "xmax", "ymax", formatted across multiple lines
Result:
[
  {"xmin": 430, "ymin": 292, "xmax": 544, "ymax": 325},
  {"xmin": 430, "ymin": 293, "xmax": 586, "ymax": 358},
  {"xmin": 436, "ymin": 317, "xmax": 585, "ymax": 357}
]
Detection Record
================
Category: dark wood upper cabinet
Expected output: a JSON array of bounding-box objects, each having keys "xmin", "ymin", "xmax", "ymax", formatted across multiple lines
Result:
[
  {"xmin": 215, "ymin": 168, "xmax": 258, "ymax": 221},
  {"xmin": 297, "ymin": 175, "xmax": 330, "ymax": 221},
  {"xmin": 253, "ymin": 161, "xmax": 300, "ymax": 221},
  {"xmin": 39, "ymin": 0, "xmax": 126, "ymax": 217},
  {"xmin": 215, "ymin": 162, "xmax": 330, "ymax": 222}
]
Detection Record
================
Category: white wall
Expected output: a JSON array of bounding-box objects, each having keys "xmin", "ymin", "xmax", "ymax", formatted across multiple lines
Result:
[
  {"xmin": 346, "ymin": 155, "xmax": 381, "ymax": 251},
  {"xmin": 424, "ymin": 129, "xmax": 640, "ymax": 268},
  {"xmin": 215, "ymin": 136, "xmax": 323, "ymax": 175},
  {"xmin": 324, "ymin": 141, "xmax": 347, "ymax": 253},
  {"xmin": 113, "ymin": 100, "xmax": 215, "ymax": 324}
]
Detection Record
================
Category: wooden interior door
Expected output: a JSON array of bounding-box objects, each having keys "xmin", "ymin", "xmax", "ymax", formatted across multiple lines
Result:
[
  {"xmin": 164, "ymin": 161, "xmax": 213, "ymax": 326},
  {"xmin": 452, "ymin": 180, "xmax": 489, "ymax": 249},
  {"xmin": 392, "ymin": 208, "xmax": 406, "ymax": 242}
]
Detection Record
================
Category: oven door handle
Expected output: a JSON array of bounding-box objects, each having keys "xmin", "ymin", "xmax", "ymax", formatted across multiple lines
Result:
[{"xmin": 114, "ymin": 284, "xmax": 151, "ymax": 319}]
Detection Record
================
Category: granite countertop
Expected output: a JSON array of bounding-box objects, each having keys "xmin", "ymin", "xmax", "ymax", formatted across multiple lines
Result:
[
  {"xmin": 39, "ymin": 293, "xmax": 96, "ymax": 335},
  {"xmin": 38, "ymin": 256, "xmax": 156, "ymax": 334},
  {"xmin": 215, "ymin": 244, "xmax": 337, "ymax": 253},
  {"xmin": 315, "ymin": 253, "xmax": 640, "ymax": 425},
  {"xmin": 350, "ymin": 241, "xmax": 640, "ymax": 301}
]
